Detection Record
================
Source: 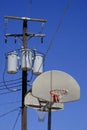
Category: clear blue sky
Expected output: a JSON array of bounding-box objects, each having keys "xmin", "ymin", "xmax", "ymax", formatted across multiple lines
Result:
[{"xmin": 0, "ymin": 0, "xmax": 87, "ymax": 130}]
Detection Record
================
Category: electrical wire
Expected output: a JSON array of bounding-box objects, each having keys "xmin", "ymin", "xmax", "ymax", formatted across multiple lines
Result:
[
  {"xmin": 12, "ymin": 108, "xmax": 21, "ymax": 130},
  {"xmin": 0, "ymin": 107, "xmax": 21, "ymax": 118},
  {"xmin": 0, "ymin": 81, "xmax": 22, "ymax": 88},
  {"xmin": 0, "ymin": 89, "xmax": 21, "ymax": 95},
  {"xmin": 0, "ymin": 77, "xmax": 22, "ymax": 84},
  {"xmin": 0, "ymin": 100, "xmax": 21, "ymax": 106},
  {"xmin": 4, "ymin": 18, "xmax": 22, "ymax": 50},
  {"xmin": 0, "ymin": 84, "xmax": 22, "ymax": 90},
  {"xmin": 44, "ymin": 0, "xmax": 72, "ymax": 57},
  {"xmin": 29, "ymin": 0, "xmax": 32, "ymax": 4},
  {"xmin": 29, "ymin": 0, "xmax": 72, "ymax": 75}
]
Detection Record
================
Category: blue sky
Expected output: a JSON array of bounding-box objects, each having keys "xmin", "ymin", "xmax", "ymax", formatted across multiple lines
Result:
[{"xmin": 0, "ymin": 0, "xmax": 87, "ymax": 130}]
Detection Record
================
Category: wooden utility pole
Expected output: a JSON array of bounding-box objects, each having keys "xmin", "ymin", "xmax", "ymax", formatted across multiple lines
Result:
[{"xmin": 22, "ymin": 20, "xmax": 28, "ymax": 130}]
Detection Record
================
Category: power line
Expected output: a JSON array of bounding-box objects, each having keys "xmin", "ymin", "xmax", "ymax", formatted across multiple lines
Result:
[
  {"xmin": 13, "ymin": 108, "xmax": 21, "ymax": 130},
  {"xmin": 0, "ymin": 89, "xmax": 21, "ymax": 95},
  {"xmin": 0, "ymin": 78, "xmax": 22, "ymax": 84},
  {"xmin": 45, "ymin": 0, "xmax": 72, "ymax": 57},
  {"xmin": 0, "ymin": 81, "xmax": 22, "ymax": 88},
  {"xmin": 29, "ymin": 0, "xmax": 32, "ymax": 5},
  {"xmin": 0, "ymin": 100, "xmax": 21, "ymax": 106},
  {"xmin": 0, "ymin": 107, "xmax": 20, "ymax": 118},
  {"xmin": 0, "ymin": 84, "xmax": 22, "ymax": 90},
  {"xmin": 33, "ymin": 0, "xmax": 72, "ymax": 74}
]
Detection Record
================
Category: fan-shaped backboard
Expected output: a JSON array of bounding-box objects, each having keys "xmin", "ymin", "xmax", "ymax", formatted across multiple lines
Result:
[
  {"xmin": 32, "ymin": 70, "xmax": 80, "ymax": 103},
  {"xmin": 24, "ymin": 91, "xmax": 64, "ymax": 111}
]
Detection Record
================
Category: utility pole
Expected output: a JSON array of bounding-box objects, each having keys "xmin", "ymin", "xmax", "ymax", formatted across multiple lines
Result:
[
  {"xmin": 4, "ymin": 16, "xmax": 47, "ymax": 130},
  {"xmin": 22, "ymin": 20, "xmax": 28, "ymax": 130}
]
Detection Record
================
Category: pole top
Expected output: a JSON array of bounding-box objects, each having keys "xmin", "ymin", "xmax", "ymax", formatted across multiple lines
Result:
[{"xmin": 4, "ymin": 16, "xmax": 47, "ymax": 23}]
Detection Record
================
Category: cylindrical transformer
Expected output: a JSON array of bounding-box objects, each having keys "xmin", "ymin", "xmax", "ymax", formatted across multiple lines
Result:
[
  {"xmin": 33, "ymin": 53, "xmax": 44, "ymax": 75},
  {"xmin": 21, "ymin": 49, "xmax": 32, "ymax": 70},
  {"xmin": 7, "ymin": 51, "xmax": 18, "ymax": 74}
]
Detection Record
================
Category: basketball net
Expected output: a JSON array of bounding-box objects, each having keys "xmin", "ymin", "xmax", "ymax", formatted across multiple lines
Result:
[{"xmin": 37, "ymin": 110, "xmax": 46, "ymax": 122}]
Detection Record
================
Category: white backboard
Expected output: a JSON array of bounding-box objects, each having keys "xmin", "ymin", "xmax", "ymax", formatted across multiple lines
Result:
[{"xmin": 32, "ymin": 70, "xmax": 80, "ymax": 103}]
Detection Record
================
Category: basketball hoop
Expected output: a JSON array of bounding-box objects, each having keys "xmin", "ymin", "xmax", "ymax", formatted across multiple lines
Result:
[{"xmin": 50, "ymin": 89, "xmax": 68, "ymax": 103}]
